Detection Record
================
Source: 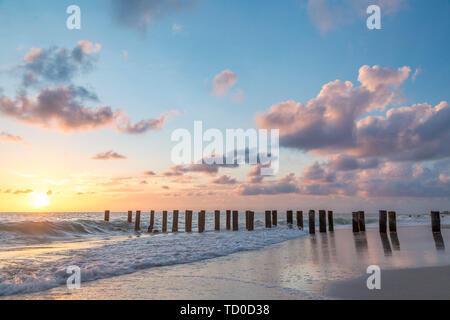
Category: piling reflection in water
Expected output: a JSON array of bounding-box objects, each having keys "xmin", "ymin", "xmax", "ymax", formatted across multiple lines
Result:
[
  {"xmin": 433, "ymin": 232, "xmax": 446, "ymax": 251},
  {"xmin": 379, "ymin": 232, "xmax": 393, "ymax": 256},
  {"xmin": 353, "ymin": 232, "xmax": 369, "ymax": 254},
  {"xmin": 390, "ymin": 232, "xmax": 401, "ymax": 251}
]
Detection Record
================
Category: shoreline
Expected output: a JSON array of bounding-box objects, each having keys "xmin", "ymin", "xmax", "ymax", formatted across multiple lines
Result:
[{"xmin": 3, "ymin": 225, "xmax": 449, "ymax": 300}]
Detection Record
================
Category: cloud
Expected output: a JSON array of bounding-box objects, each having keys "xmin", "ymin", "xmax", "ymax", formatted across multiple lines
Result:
[
  {"xmin": 115, "ymin": 111, "xmax": 166, "ymax": 134},
  {"xmin": 0, "ymin": 86, "xmax": 169, "ymax": 134},
  {"xmin": 237, "ymin": 174, "xmax": 300, "ymax": 195},
  {"xmin": 352, "ymin": 101, "xmax": 450, "ymax": 161},
  {"xmin": 211, "ymin": 175, "xmax": 238, "ymax": 185},
  {"xmin": 143, "ymin": 171, "xmax": 156, "ymax": 176},
  {"xmin": 92, "ymin": 150, "xmax": 127, "ymax": 160},
  {"xmin": 328, "ymin": 154, "xmax": 379, "ymax": 171},
  {"xmin": 211, "ymin": 70, "xmax": 238, "ymax": 96},
  {"xmin": 1, "ymin": 189, "xmax": 34, "ymax": 195},
  {"xmin": 111, "ymin": 0, "xmax": 196, "ymax": 32},
  {"xmin": 301, "ymin": 161, "xmax": 336, "ymax": 183},
  {"xmin": 256, "ymin": 65, "xmax": 411, "ymax": 154},
  {"xmin": 246, "ymin": 163, "xmax": 272, "ymax": 183},
  {"xmin": 0, "ymin": 131, "xmax": 28, "ymax": 145},
  {"xmin": 20, "ymin": 41, "xmax": 101, "ymax": 87},
  {"xmin": 306, "ymin": 0, "xmax": 407, "ymax": 33},
  {"xmin": 0, "ymin": 86, "xmax": 114, "ymax": 132}
]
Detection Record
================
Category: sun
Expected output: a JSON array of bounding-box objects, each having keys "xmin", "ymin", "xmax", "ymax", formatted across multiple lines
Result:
[{"xmin": 30, "ymin": 192, "xmax": 50, "ymax": 208}]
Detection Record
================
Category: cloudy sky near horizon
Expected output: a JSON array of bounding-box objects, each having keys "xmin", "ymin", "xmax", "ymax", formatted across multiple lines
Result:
[{"xmin": 0, "ymin": 0, "xmax": 449, "ymax": 213}]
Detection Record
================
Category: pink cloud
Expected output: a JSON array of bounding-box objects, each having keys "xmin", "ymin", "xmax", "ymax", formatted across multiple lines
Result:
[
  {"xmin": 256, "ymin": 65, "xmax": 411, "ymax": 153},
  {"xmin": 211, "ymin": 175, "xmax": 238, "ymax": 185},
  {"xmin": 0, "ymin": 131, "xmax": 28, "ymax": 145},
  {"xmin": 0, "ymin": 86, "xmax": 168, "ymax": 134},
  {"xmin": 211, "ymin": 70, "xmax": 238, "ymax": 96},
  {"xmin": 92, "ymin": 150, "xmax": 127, "ymax": 160}
]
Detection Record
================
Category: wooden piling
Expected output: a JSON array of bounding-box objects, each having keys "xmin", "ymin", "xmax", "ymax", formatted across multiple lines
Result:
[
  {"xmin": 185, "ymin": 210, "xmax": 192, "ymax": 233},
  {"xmin": 215, "ymin": 210, "xmax": 220, "ymax": 231},
  {"xmin": 379, "ymin": 210, "xmax": 387, "ymax": 233},
  {"xmin": 246, "ymin": 211, "xmax": 249, "ymax": 230},
  {"xmin": 287, "ymin": 210, "xmax": 293, "ymax": 225},
  {"xmin": 297, "ymin": 211, "xmax": 303, "ymax": 230},
  {"xmin": 309, "ymin": 210, "xmax": 315, "ymax": 234},
  {"xmin": 104, "ymin": 210, "xmax": 110, "ymax": 222},
  {"xmin": 127, "ymin": 211, "xmax": 132, "ymax": 223},
  {"xmin": 148, "ymin": 210, "xmax": 155, "ymax": 233},
  {"xmin": 319, "ymin": 210, "xmax": 327, "ymax": 233},
  {"xmin": 358, "ymin": 211, "xmax": 366, "ymax": 232},
  {"xmin": 135, "ymin": 210, "xmax": 141, "ymax": 231},
  {"xmin": 172, "ymin": 210, "xmax": 179, "ymax": 232},
  {"xmin": 272, "ymin": 210, "xmax": 278, "ymax": 226},
  {"xmin": 265, "ymin": 210, "xmax": 272, "ymax": 228},
  {"xmin": 226, "ymin": 210, "xmax": 231, "ymax": 230},
  {"xmin": 328, "ymin": 211, "xmax": 334, "ymax": 232},
  {"xmin": 248, "ymin": 211, "xmax": 254, "ymax": 231},
  {"xmin": 232, "ymin": 210, "xmax": 239, "ymax": 231},
  {"xmin": 162, "ymin": 211, "xmax": 168, "ymax": 232},
  {"xmin": 431, "ymin": 211, "xmax": 441, "ymax": 233},
  {"xmin": 388, "ymin": 211, "xmax": 397, "ymax": 233},
  {"xmin": 352, "ymin": 212, "xmax": 359, "ymax": 233},
  {"xmin": 198, "ymin": 210, "xmax": 205, "ymax": 233}
]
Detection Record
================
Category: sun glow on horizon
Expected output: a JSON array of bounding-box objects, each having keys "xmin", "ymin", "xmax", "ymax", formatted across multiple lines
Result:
[{"xmin": 30, "ymin": 192, "xmax": 50, "ymax": 208}]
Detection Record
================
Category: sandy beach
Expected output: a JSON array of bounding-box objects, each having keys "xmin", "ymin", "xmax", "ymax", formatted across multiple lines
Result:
[{"xmin": 5, "ymin": 224, "xmax": 449, "ymax": 300}]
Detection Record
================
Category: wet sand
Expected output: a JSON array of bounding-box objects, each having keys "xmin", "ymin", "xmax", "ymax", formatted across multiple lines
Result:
[{"xmin": 5, "ymin": 225, "xmax": 450, "ymax": 300}]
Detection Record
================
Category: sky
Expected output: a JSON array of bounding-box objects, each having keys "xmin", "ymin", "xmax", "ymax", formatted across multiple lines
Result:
[{"xmin": 0, "ymin": 0, "xmax": 449, "ymax": 213}]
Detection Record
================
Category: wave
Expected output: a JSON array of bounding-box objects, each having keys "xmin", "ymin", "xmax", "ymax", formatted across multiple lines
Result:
[
  {"xmin": 0, "ymin": 226, "xmax": 307, "ymax": 296},
  {"xmin": 0, "ymin": 220, "xmax": 134, "ymax": 244}
]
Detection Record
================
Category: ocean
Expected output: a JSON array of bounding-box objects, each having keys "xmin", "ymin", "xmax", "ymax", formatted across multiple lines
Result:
[{"xmin": 0, "ymin": 211, "xmax": 445, "ymax": 297}]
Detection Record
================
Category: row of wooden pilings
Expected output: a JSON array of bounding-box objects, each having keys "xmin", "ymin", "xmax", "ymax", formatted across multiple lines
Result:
[{"xmin": 103, "ymin": 210, "xmax": 443, "ymax": 234}]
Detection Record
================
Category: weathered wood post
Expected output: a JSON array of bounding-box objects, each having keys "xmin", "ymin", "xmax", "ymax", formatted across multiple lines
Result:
[
  {"xmin": 319, "ymin": 210, "xmax": 327, "ymax": 233},
  {"xmin": 215, "ymin": 210, "xmax": 220, "ymax": 231},
  {"xmin": 309, "ymin": 210, "xmax": 315, "ymax": 234},
  {"xmin": 328, "ymin": 211, "xmax": 334, "ymax": 232},
  {"xmin": 226, "ymin": 210, "xmax": 231, "ymax": 230},
  {"xmin": 379, "ymin": 210, "xmax": 387, "ymax": 233},
  {"xmin": 148, "ymin": 210, "xmax": 155, "ymax": 233},
  {"xmin": 265, "ymin": 210, "xmax": 272, "ymax": 228},
  {"xmin": 172, "ymin": 210, "xmax": 179, "ymax": 232},
  {"xmin": 162, "ymin": 211, "xmax": 168, "ymax": 232},
  {"xmin": 358, "ymin": 211, "xmax": 366, "ymax": 232},
  {"xmin": 135, "ymin": 210, "xmax": 141, "ymax": 231},
  {"xmin": 232, "ymin": 210, "xmax": 239, "ymax": 231},
  {"xmin": 388, "ymin": 211, "xmax": 397, "ymax": 233},
  {"xmin": 431, "ymin": 211, "xmax": 441, "ymax": 233},
  {"xmin": 287, "ymin": 210, "xmax": 293, "ymax": 225},
  {"xmin": 185, "ymin": 210, "xmax": 192, "ymax": 233},
  {"xmin": 198, "ymin": 210, "xmax": 205, "ymax": 233},
  {"xmin": 246, "ymin": 211, "xmax": 250, "ymax": 230},
  {"xmin": 104, "ymin": 210, "xmax": 110, "ymax": 222},
  {"xmin": 248, "ymin": 211, "xmax": 254, "ymax": 231},
  {"xmin": 272, "ymin": 210, "xmax": 278, "ymax": 226},
  {"xmin": 127, "ymin": 210, "xmax": 132, "ymax": 223},
  {"xmin": 297, "ymin": 211, "xmax": 303, "ymax": 230},
  {"xmin": 352, "ymin": 212, "xmax": 359, "ymax": 233}
]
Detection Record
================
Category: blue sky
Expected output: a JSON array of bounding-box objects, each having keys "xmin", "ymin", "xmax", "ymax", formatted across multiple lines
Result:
[{"xmin": 0, "ymin": 0, "xmax": 449, "ymax": 212}]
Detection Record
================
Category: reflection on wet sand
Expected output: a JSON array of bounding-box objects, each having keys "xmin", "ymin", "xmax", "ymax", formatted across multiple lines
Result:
[
  {"xmin": 433, "ymin": 232, "xmax": 445, "ymax": 251},
  {"xmin": 352, "ymin": 232, "xmax": 369, "ymax": 254},
  {"xmin": 379, "ymin": 233, "xmax": 392, "ymax": 256},
  {"xmin": 389, "ymin": 232, "xmax": 401, "ymax": 251}
]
